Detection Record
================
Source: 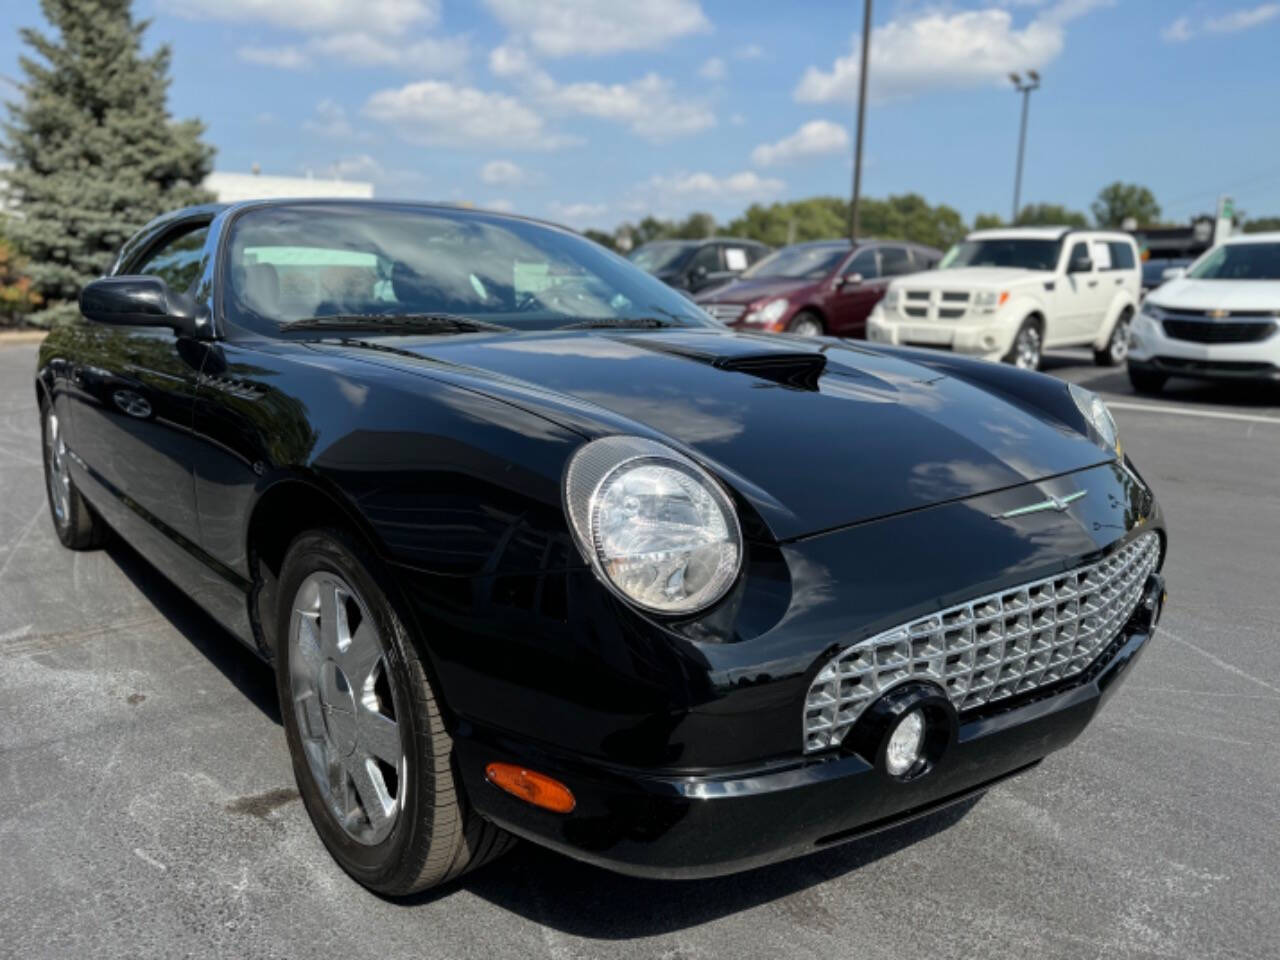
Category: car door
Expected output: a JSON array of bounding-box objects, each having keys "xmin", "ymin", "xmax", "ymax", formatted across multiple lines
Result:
[
  {"xmin": 1051, "ymin": 239, "xmax": 1098, "ymax": 345},
  {"xmin": 70, "ymin": 221, "xmax": 212, "ymax": 546},
  {"xmin": 826, "ymin": 246, "xmax": 884, "ymax": 337}
]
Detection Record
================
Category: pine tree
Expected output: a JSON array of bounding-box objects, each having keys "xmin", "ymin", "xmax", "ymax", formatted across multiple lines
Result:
[{"xmin": 2, "ymin": 0, "xmax": 215, "ymax": 325}]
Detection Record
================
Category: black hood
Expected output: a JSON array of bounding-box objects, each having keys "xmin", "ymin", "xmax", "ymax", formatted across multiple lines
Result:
[{"xmin": 325, "ymin": 328, "xmax": 1110, "ymax": 540}]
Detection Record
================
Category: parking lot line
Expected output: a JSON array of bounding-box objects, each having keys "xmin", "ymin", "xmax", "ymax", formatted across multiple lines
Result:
[{"xmin": 1106, "ymin": 400, "xmax": 1280, "ymax": 426}]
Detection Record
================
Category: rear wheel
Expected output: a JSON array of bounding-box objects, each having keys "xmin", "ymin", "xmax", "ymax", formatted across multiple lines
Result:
[
  {"xmin": 1127, "ymin": 366, "xmax": 1167, "ymax": 395},
  {"xmin": 1094, "ymin": 310, "xmax": 1132, "ymax": 366},
  {"xmin": 276, "ymin": 529, "xmax": 513, "ymax": 895},
  {"xmin": 1003, "ymin": 318, "xmax": 1043, "ymax": 371},
  {"xmin": 787, "ymin": 311, "xmax": 824, "ymax": 337},
  {"xmin": 40, "ymin": 401, "xmax": 108, "ymax": 550}
]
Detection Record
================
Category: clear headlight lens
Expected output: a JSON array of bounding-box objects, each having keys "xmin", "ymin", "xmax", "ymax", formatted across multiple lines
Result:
[
  {"xmin": 1069, "ymin": 384, "xmax": 1121, "ymax": 458},
  {"xmin": 1140, "ymin": 300, "xmax": 1164, "ymax": 320},
  {"xmin": 743, "ymin": 297, "xmax": 789, "ymax": 326},
  {"xmin": 973, "ymin": 290, "xmax": 997, "ymax": 307},
  {"xmin": 564, "ymin": 436, "xmax": 742, "ymax": 615}
]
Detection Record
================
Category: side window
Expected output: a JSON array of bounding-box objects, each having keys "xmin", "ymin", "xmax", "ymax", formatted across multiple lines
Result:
[
  {"xmin": 1067, "ymin": 241, "xmax": 1091, "ymax": 271},
  {"xmin": 133, "ymin": 225, "xmax": 211, "ymax": 293},
  {"xmin": 879, "ymin": 245, "xmax": 913, "ymax": 277},
  {"xmin": 1091, "ymin": 240, "xmax": 1113, "ymax": 271},
  {"xmin": 748, "ymin": 245, "xmax": 770, "ymax": 264},
  {"xmin": 689, "ymin": 244, "xmax": 722, "ymax": 274},
  {"xmin": 722, "ymin": 246, "xmax": 750, "ymax": 272},
  {"xmin": 1108, "ymin": 241, "xmax": 1136, "ymax": 270},
  {"xmin": 844, "ymin": 248, "xmax": 879, "ymax": 279}
]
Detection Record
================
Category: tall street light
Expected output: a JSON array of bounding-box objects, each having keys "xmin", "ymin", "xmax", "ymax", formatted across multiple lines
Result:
[
  {"xmin": 1009, "ymin": 70, "xmax": 1040, "ymax": 224},
  {"xmin": 849, "ymin": 0, "xmax": 873, "ymax": 243}
]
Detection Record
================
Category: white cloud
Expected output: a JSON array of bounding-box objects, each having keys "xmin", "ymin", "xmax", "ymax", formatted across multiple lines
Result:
[
  {"xmin": 547, "ymin": 200, "xmax": 609, "ymax": 224},
  {"xmin": 302, "ymin": 99, "xmax": 357, "ymax": 138},
  {"xmin": 735, "ymin": 44, "xmax": 765, "ymax": 60},
  {"xmin": 548, "ymin": 73, "xmax": 716, "ymax": 140},
  {"xmin": 238, "ymin": 45, "xmax": 308, "ymax": 69},
  {"xmin": 1161, "ymin": 16, "xmax": 1194, "ymax": 42},
  {"xmin": 489, "ymin": 43, "xmax": 535, "ymax": 76},
  {"xmin": 480, "ymin": 160, "xmax": 526, "ymax": 185},
  {"xmin": 172, "ymin": 0, "xmax": 439, "ymax": 34},
  {"xmin": 639, "ymin": 170, "xmax": 785, "ymax": 201},
  {"xmin": 699, "ymin": 57, "xmax": 726, "ymax": 80},
  {"xmin": 483, "ymin": 199, "xmax": 516, "ymax": 213},
  {"xmin": 750, "ymin": 120, "xmax": 850, "ymax": 167},
  {"xmin": 481, "ymin": 0, "xmax": 710, "ymax": 57},
  {"xmin": 325, "ymin": 154, "xmax": 383, "ymax": 179},
  {"xmin": 795, "ymin": 3, "xmax": 1106, "ymax": 103},
  {"xmin": 309, "ymin": 33, "xmax": 469, "ymax": 71},
  {"xmin": 1206, "ymin": 4, "xmax": 1280, "ymax": 32},
  {"xmin": 364, "ymin": 81, "xmax": 570, "ymax": 149}
]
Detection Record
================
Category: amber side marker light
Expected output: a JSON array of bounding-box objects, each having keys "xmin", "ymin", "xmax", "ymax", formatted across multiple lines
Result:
[{"xmin": 485, "ymin": 763, "xmax": 576, "ymax": 814}]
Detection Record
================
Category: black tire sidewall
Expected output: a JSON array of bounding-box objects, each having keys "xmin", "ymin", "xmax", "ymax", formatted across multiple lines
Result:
[
  {"xmin": 40, "ymin": 401, "xmax": 81, "ymax": 548},
  {"xmin": 1005, "ymin": 318, "xmax": 1041, "ymax": 369},
  {"xmin": 789, "ymin": 311, "xmax": 823, "ymax": 336},
  {"xmin": 274, "ymin": 529, "xmax": 434, "ymax": 890}
]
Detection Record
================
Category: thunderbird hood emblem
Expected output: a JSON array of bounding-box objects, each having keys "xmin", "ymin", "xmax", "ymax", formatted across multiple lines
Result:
[{"xmin": 993, "ymin": 489, "xmax": 1087, "ymax": 519}]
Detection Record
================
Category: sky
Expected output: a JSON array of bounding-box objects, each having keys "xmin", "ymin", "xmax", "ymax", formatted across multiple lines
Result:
[{"xmin": 3, "ymin": 0, "xmax": 1280, "ymax": 232}]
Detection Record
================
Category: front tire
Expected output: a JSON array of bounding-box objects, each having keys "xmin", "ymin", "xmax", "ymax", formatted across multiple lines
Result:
[
  {"xmin": 276, "ymin": 529, "xmax": 512, "ymax": 895},
  {"xmin": 1003, "ymin": 318, "xmax": 1043, "ymax": 371},
  {"xmin": 40, "ymin": 401, "xmax": 109, "ymax": 550},
  {"xmin": 1094, "ymin": 310, "xmax": 1132, "ymax": 366},
  {"xmin": 788, "ymin": 311, "xmax": 824, "ymax": 337},
  {"xmin": 1127, "ymin": 366, "xmax": 1167, "ymax": 395}
]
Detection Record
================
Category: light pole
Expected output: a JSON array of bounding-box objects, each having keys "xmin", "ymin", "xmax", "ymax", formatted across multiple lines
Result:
[
  {"xmin": 849, "ymin": 0, "xmax": 873, "ymax": 243},
  {"xmin": 1009, "ymin": 70, "xmax": 1040, "ymax": 224}
]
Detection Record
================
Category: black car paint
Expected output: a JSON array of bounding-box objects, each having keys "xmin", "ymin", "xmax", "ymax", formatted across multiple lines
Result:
[{"xmin": 36, "ymin": 200, "xmax": 1165, "ymax": 877}]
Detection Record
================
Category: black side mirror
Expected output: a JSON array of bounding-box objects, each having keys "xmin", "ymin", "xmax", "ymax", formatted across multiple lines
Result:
[
  {"xmin": 1068, "ymin": 256, "xmax": 1093, "ymax": 274},
  {"xmin": 691, "ymin": 264, "xmax": 709, "ymax": 281},
  {"xmin": 839, "ymin": 272, "xmax": 863, "ymax": 288},
  {"xmin": 80, "ymin": 276, "xmax": 205, "ymax": 338}
]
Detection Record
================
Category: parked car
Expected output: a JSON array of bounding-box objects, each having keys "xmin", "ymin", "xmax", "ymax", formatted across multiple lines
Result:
[
  {"xmin": 694, "ymin": 239, "xmax": 942, "ymax": 337},
  {"xmin": 628, "ymin": 237, "xmax": 770, "ymax": 294},
  {"xmin": 868, "ymin": 227, "xmax": 1141, "ymax": 370},
  {"xmin": 1128, "ymin": 232, "xmax": 1280, "ymax": 392},
  {"xmin": 1141, "ymin": 257, "xmax": 1192, "ymax": 299},
  {"xmin": 39, "ymin": 199, "xmax": 1167, "ymax": 895}
]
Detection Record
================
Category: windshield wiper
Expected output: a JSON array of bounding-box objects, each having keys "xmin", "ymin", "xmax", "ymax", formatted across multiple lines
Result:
[
  {"xmin": 280, "ymin": 313, "xmax": 513, "ymax": 335},
  {"xmin": 556, "ymin": 316, "xmax": 682, "ymax": 330}
]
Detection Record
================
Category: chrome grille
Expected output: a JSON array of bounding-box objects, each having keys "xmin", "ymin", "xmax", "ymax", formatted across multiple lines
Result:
[
  {"xmin": 703, "ymin": 303, "xmax": 746, "ymax": 323},
  {"xmin": 803, "ymin": 532, "xmax": 1161, "ymax": 753}
]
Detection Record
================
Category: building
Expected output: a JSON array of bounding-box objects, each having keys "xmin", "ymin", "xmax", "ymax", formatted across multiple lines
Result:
[{"xmin": 202, "ymin": 170, "xmax": 374, "ymax": 204}]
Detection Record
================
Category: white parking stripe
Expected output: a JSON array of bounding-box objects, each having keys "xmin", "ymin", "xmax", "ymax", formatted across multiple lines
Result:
[{"xmin": 1106, "ymin": 400, "xmax": 1280, "ymax": 426}]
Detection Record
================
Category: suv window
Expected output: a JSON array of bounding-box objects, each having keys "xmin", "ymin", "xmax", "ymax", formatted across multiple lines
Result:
[
  {"xmin": 1067, "ymin": 241, "xmax": 1092, "ymax": 271},
  {"xmin": 747, "ymin": 245, "xmax": 770, "ymax": 264},
  {"xmin": 1107, "ymin": 241, "xmax": 1136, "ymax": 270},
  {"xmin": 689, "ymin": 244, "xmax": 722, "ymax": 274},
  {"xmin": 879, "ymin": 245, "xmax": 913, "ymax": 277},
  {"xmin": 134, "ymin": 224, "xmax": 210, "ymax": 292},
  {"xmin": 722, "ymin": 245, "xmax": 750, "ymax": 272},
  {"xmin": 844, "ymin": 248, "xmax": 879, "ymax": 279}
]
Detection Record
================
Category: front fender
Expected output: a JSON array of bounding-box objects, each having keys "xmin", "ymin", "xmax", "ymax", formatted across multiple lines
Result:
[{"xmin": 1094, "ymin": 291, "xmax": 1137, "ymax": 350}]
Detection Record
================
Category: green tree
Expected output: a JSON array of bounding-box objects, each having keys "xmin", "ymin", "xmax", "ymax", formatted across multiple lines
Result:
[
  {"xmin": 3, "ymin": 0, "xmax": 215, "ymax": 325},
  {"xmin": 972, "ymin": 213, "xmax": 1004, "ymax": 231},
  {"xmin": 1243, "ymin": 217, "xmax": 1280, "ymax": 234},
  {"xmin": 725, "ymin": 196, "xmax": 849, "ymax": 247},
  {"xmin": 582, "ymin": 228, "xmax": 618, "ymax": 250},
  {"xmin": 0, "ymin": 222, "xmax": 44, "ymax": 325},
  {"xmin": 1091, "ymin": 182, "xmax": 1161, "ymax": 229},
  {"xmin": 670, "ymin": 211, "xmax": 718, "ymax": 239},
  {"xmin": 857, "ymin": 193, "xmax": 968, "ymax": 249},
  {"xmin": 1015, "ymin": 203, "xmax": 1089, "ymax": 228}
]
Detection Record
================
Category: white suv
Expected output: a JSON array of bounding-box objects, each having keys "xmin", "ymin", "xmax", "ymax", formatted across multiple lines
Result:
[
  {"xmin": 1128, "ymin": 232, "xmax": 1280, "ymax": 393},
  {"xmin": 868, "ymin": 227, "xmax": 1141, "ymax": 370}
]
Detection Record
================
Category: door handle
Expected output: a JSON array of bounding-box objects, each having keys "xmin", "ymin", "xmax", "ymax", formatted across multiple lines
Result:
[
  {"xmin": 1116, "ymin": 277, "xmax": 1124, "ymax": 285},
  {"xmin": 1087, "ymin": 280, "xmax": 1098, "ymax": 288}
]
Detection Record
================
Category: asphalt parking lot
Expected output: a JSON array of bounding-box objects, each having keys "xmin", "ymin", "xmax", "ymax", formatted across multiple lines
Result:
[{"xmin": 1, "ymin": 340, "xmax": 1277, "ymax": 960}]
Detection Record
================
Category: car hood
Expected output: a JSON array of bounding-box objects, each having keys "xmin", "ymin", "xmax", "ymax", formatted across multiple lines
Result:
[
  {"xmin": 334, "ymin": 328, "xmax": 1109, "ymax": 540},
  {"xmin": 894, "ymin": 267, "xmax": 1048, "ymax": 289},
  {"xmin": 1150, "ymin": 277, "xmax": 1280, "ymax": 311},
  {"xmin": 694, "ymin": 276, "xmax": 817, "ymax": 305}
]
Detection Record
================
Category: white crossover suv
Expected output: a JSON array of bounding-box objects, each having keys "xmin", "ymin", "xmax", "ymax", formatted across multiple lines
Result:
[
  {"xmin": 868, "ymin": 228, "xmax": 1141, "ymax": 370},
  {"xmin": 1127, "ymin": 233, "xmax": 1280, "ymax": 393}
]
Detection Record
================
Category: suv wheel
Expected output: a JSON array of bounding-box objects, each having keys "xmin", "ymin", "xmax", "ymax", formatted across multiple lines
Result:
[
  {"xmin": 1095, "ymin": 310, "xmax": 1132, "ymax": 367},
  {"xmin": 276, "ymin": 529, "xmax": 513, "ymax": 895},
  {"xmin": 1004, "ymin": 319, "xmax": 1042, "ymax": 371},
  {"xmin": 788, "ymin": 312, "xmax": 823, "ymax": 337}
]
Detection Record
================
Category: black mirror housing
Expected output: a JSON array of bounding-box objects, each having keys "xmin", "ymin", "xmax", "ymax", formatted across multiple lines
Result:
[
  {"xmin": 80, "ymin": 276, "xmax": 205, "ymax": 337},
  {"xmin": 1069, "ymin": 257, "xmax": 1093, "ymax": 274}
]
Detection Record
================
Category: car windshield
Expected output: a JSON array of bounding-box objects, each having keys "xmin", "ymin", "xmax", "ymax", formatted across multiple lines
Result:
[
  {"xmin": 742, "ymin": 244, "xmax": 848, "ymax": 280},
  {"xmin": 1186, "ymin": 242, "xmax": 1280, "ymax": 280},
  {"xmin": 628, "ymin": 242, "xmax": 694, "ymax": 273},
  {"xmin": 224, "ymin": 205, "xmax": 713, "ymax": 333},
  {"xmin": 1142, "ymin": 259, "xmax": 1190, "ymax": 286},
  {"xmin": 939, "ymin": 238, "xmax": 1062, "ymax": 271}
]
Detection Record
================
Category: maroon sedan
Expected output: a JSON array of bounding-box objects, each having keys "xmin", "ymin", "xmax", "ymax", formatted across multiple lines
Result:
[{"xmin": 695, "ymin": 239, "xmax": 941, "ymax": 337}]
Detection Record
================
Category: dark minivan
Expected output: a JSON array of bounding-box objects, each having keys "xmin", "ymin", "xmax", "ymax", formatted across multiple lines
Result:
[
  {"xmin": 629, "ymin": 238, "xmax": 771, "ymax": 294},
  {"xmin": 695, "ymin": 239, "xmax": 941, "ymax": 337}
]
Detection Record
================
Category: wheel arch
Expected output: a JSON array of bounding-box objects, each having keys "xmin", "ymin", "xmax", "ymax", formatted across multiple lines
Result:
[
  {"xmin": 1094, "ymin": 294, "xmax": 1136, "ymax": 350},
  {"xmin": 790, "ymin": 303, "xmax": 827, "ymax": 332}
]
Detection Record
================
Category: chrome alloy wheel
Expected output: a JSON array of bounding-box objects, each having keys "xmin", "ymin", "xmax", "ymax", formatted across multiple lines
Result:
[
  {"xmin": 45, "ymin": 409, "xmax": 71, "ymax": 525},
  {"xmin": 1013, "ymin": 324, "xmax": 1042, "ymax": 370},
  {"xmin": 1109, "ymin": 316, "xmax": 1131, "ymax": 364},
  {"xmin": 288, "ymin": 572, "xmax": 405, "ymax": 845},
  {"xmin": 789, "ymin": 315, "xmax": 823, "ymax": 337}
]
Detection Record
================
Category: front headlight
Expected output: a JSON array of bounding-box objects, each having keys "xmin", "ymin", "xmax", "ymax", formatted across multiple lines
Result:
[
  {"xmin": 973, "ymin": 290, "xmax": 1009, "ymax": 310},
  {"xmin": 564, "ymin": 436, "xmax": 743, "ymax": 615},
  {"xmin": 1140, "ymin": 300, "xmax": 1165, "ymax": 320},
  {"xmin": 882, "ymin": 287, "xmax": 900, "ymax": 310},
  {"xmin": 1069, "ymin": 384, "xmax": 1121, "ymax": 458},
  {"xmin": 743, "ymin": 297, "xmax": 789, "ymax": 326}
]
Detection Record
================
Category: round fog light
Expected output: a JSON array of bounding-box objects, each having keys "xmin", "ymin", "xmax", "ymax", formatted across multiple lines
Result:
[{"xmin": 885, "ymin": 709, "xmax": 926, "ymax": 776}]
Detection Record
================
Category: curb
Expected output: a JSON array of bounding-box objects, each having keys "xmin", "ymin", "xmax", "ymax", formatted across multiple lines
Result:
[{"xmin": 0, "ymin": 331, "xmax": 49, "ymax": 347}]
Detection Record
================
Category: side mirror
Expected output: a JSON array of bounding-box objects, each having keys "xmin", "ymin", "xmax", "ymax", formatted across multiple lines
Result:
[
  {"xmin": 839, "ymin": 272, "xmax": 863, "ymax": 288},
  {"xmin": 80, "ymin": 276, "xmax": 204, "ymax": 337},
  {"xmin": 1161, "ymin": 266, "xmax": 1186, "ymax": 281},
  {"xmin": 690, "ymin": 264, "xmax": 709, "ymax": 282},
  {"xmin": 1068, "ymin": 256, "xmax": 1093, "ymax": 274}
]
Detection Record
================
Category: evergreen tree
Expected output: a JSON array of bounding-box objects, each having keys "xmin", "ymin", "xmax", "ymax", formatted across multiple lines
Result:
[{"xmin": 2, "ymin": 0, "xmax": 215, "ymax": 324}]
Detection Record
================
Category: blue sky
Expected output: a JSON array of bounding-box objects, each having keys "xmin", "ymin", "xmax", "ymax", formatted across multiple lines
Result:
[{"xmin": 3, "ymin": 0, "xmax": 1280, "ymax": 231}]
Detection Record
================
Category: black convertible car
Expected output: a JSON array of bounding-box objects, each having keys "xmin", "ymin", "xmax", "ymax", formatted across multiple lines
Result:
[{"xmin": 37, "ymin": 200, "xmax": 1167, "ymax": 895}]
